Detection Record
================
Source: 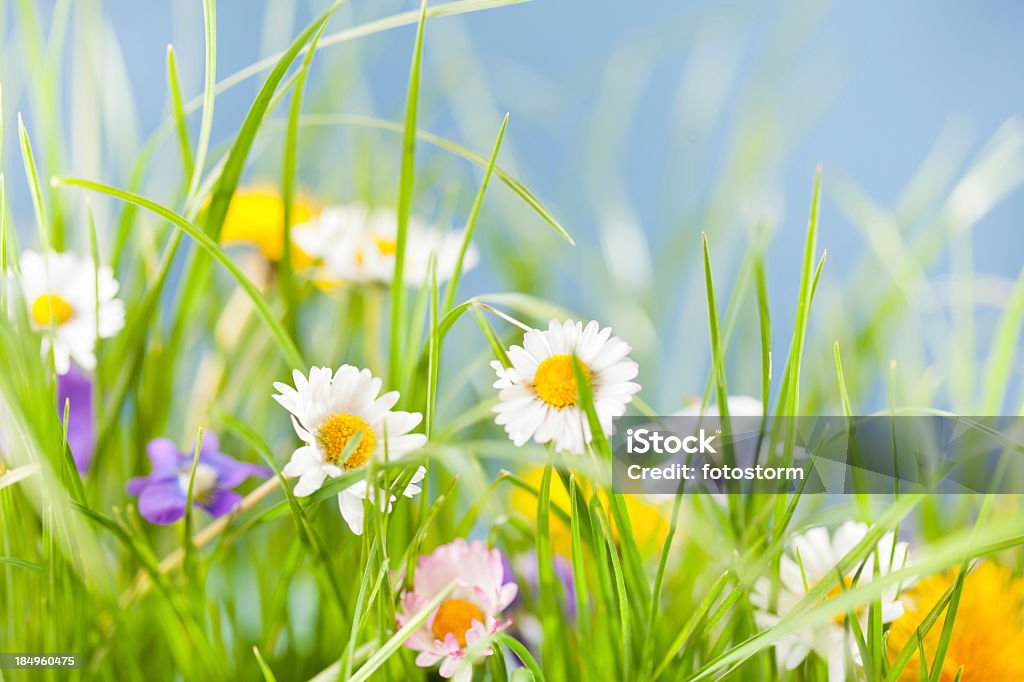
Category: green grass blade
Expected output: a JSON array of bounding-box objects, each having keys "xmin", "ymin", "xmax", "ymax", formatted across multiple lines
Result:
[
  {"xmin": 701, "ymin": 233, "xmax": 733, "ymax": 434},
  {"xmin": 252, "ymin": 646, "xmax": 279, "ymax": 682},
  {"xmin": 568, "ymin": 476, "xmax": 591, "ymax": 645},
  {"xmin": 279, "ymin": 20, "xmax": 328, "ymax": 337},
  {"xmin": 0, "ymin": 465, "xmax": 40, "ymax": 491},
  {"xmin": 642, "ymin": 493, "xmax": 684, "ymax": 678},
  {"xmin": 425, "ymin": 255, "xmax": 440, "ymax": 439},
  {"xmin": 165, "ymin": 44, "xmax": 195, "ymax": 180},
  {"xmin": 341, "ymin": 540, "xmax": 380, "ymax": 680},
  {"xmin": 442, "ymin": 113, "xmax": 509, "ymax": 315},
  {"xmin": 184, "ymin": 0, "xmax": 216, "ymax": 210},
  {"xmin": 58, "ymin": 398, "xmax": 87, "ymax": 505},
  {"xmin": 472, "ymin": 303, "xmax": 512, "ymax": 367},
  {"xmin": 572, "ymin": 355, "xmax": 611, "ymax": 457},
  {"xmin": 534, "ymin": 462, "xmax": 570, "ymax": 678},
  {"xmin": 774, "ymin": 166, "xmax": 823, "ymax": 418},
  {"xmin": 652, "ymin": 571, "xmax": 730, "ymax": 679},
  {"xmin": 755, "ymin": 251, "xmax": 772, "ymax": 410},
  {"xmin": 498, "ymin": 632, "xmax": 547, "ymax": 682},
  {"xmin": 834, "ymin": 341, "xmax": 853, "ymax": 418},
  {"xmin": 0, "ymin": 557, "xmax": 43, "ymax": 573},
  {"xmin": 343, "ymin": 581, "xmax": 456, "ymax": 682},
  {"xmin": 594, "ymin": 499, "xmax": 633, "ymax": 681},
  {"xmin": 182, "ymin": 429, "xmax": 204, "ymax": 585},
  {"xmin": 887, "ymin": 579, "xmax": 959, "ymax": 679},
  {"xmin": 0, "ymin": 175, "xmax": 7, "ymax": 295},
  {"xmin": 388, "ymin": 0, "xmax": 429, "ymax": 385},
  {"xmin": 572, "ymin": 352, "xmax": 649, "ymax": 607},
  {"xmin": 18, "ymin": 114, "xmax": 50, "ymax": 251},
  {"xmin": 928, "ymin": 564, "xmax": 969, "ymax": 682},
  {"xmin": 981, "ymin": 265, "xmax": 1024, "ymax": 413}
]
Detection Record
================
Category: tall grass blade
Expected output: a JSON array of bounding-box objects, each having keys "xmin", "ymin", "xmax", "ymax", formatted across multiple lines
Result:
[
  {"xmin": 184, "ymin": 0, "xmax": 216, "ymax": 210},
  {"xmin": 442, "ymin": 113, "xmax": 509, "ymax": 314},
  {"xmin": 389, "ymin": 0, "xmax": 429, "ymax": 384}
]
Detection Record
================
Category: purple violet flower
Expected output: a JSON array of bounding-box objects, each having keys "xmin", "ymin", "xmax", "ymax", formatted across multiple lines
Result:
[
  {"xmin": 501, "ymin": 549, "xmax": 578, "ymax": 668},
  {"xmin": 503, "ymin": 550, "xmax": 576, "ymax": 621},
  {"xmin": 126, "ymin": 433, "xmax": 271, "ymax": 525},
  {"xmin": 56, "ymin": 364, "xmax": 95, "ymax": 473}
]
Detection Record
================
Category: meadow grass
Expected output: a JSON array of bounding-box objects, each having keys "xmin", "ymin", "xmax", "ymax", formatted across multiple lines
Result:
[{"xmin": 2, "ymin": 2, "xmax": 1024, "ymax": 682}]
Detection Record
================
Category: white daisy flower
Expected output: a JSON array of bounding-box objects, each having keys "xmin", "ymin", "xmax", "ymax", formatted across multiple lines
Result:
[
  {"xmin": 292, "ymin": 203, "xmax": 475, "ymax": 287},
  {"xmin": 272, "ymin": 365, "xmax": 427, "ymax": 534},
  {"xmin": 19, "ymin": 249, "xmax": 125, "ymax": 375},
  {"xmin": 337, "ymin": 465, "xmax": 426, "ymax": 535},
  {"xmin": 491, "ymin": 319, "xmax": 641, "ymax": 454},
  {"xmin": 750, "ymin": 520, "xmax": 909, "ymax": 682}
]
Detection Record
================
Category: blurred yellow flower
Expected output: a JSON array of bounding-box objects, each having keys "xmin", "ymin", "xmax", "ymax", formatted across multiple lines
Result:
[
  {"xmin": 887, "ymin": 562, "xmax": 1024, "ymax": 681},
  {"xmin": 220, "ymin": 188, "xmax": 316, "ymax": 266},
  {"xmin": 510, "ymin": 466, "xmax": 671, "ymax": 557}
]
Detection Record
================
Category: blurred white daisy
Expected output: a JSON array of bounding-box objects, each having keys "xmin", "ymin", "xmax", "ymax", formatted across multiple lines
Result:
[
  {"xmin": 492, "ymin": 319, "xmax": 640, "ymax": 454},
  {"xmin": 676, "ymin": 394, "xmax": 764, "ymax": 417},
  {"xmin": 750, "ymin": 520, "xmax": 909, "ymax": 682},
  {"xmin": 19, "ymin": 249, "xmax": 125, "ymax": 375},
  {"xmin": 273, "ymin": 365, "xmax": 427, "ymax": 534},
  {"xmin": 675, "ymin": 394, "xmax": 807, "ymax": 502},
  {"xmin": 293, "ymin": 203, "xmax": 475, "ymax": 286}
]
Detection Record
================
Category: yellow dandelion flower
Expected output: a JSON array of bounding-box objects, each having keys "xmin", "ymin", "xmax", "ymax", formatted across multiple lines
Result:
[
  {"xmin": 219, "ymin": 187, "xmax": 316, "ymax": 265},
  {"xmin": 510, "ymin": 465, "xmax": 672, "ymax": 557},
  {"xmin": 887, "ymin": 562, "xmax": 1024, "ymax": 681}
]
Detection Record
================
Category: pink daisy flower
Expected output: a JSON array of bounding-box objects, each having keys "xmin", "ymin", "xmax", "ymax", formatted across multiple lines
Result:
[{"xmin": 398, "ymin": 539, "xmax": 519, "ymax": 681}]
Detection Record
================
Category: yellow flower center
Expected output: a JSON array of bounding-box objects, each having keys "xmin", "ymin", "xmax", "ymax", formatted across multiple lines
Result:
[
  {"xmin": 355, "ymin": 236, "xmax": 398, "ymax": 266},
  {"xmin": 30, "ymin": 293, "xmax": 74, "ymax": 326},
  {"xmin": 823, "ymin": 577, "xmax": 864, "ymax": 625},
  {"xmin": 374, "ymin": 236, "xmax": 398, "ymax": 256},
  {"xmin": 316, "ymin": 413, "xmax": 377, "ymax": 470},
  {"xmin": 533, "ymin": 354, "xmax": 591, "ymax": 408},
  {"xmin": 432, "ymin": 598, "xmax": 485, "ymax": 647}
]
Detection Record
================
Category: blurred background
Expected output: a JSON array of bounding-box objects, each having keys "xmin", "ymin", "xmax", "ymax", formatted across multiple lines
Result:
[{"xmin": 2, "ymin": 0, "xmax": 1023, "ymax": 414}]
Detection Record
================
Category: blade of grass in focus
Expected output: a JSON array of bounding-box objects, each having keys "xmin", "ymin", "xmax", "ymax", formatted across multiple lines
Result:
[
  {"xmin": 183, "ymin": 0, "xmax": 217, "ymax": 211},
  {"xmin": 166, "ymin": 45, "xmax": 195, "ymax": 181},
  {"xmin": 442, "ymin": 113, "xmax": 509, "ymax": 315},
  {"xmin": 389, "ymin": 0, "xmax": 429, "ymax": 386}
]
